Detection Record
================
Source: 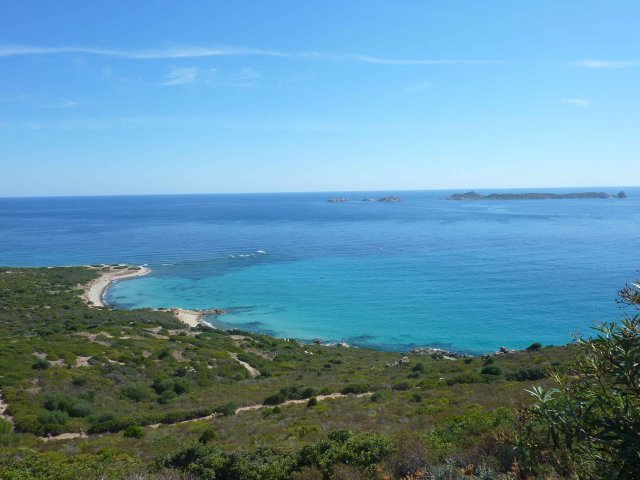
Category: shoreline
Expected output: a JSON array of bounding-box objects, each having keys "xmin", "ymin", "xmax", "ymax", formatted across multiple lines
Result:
[
  {"xmin": 81, "ymin": 265, "xmax": 226, "ymax": 328},
  {"xmin": 79, "ymin": 266, "xmax": 549, "ymax": 355},
  {"xmin": 82, "ymin": 265, "xmax": 150, "ymax": 307},
  {"xmin": 167, "ymin": 308, "xmax": 226, "ymax": 327}
]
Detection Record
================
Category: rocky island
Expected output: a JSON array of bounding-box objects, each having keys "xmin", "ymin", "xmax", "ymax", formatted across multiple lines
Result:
[
  {"xmin": 361, "ymin": 196, "xmax": 402, "ymax": 202},
  {"xmin": 448, "ymin": 190, "xmax": 627, "ymax": 200},
  {"xmin": 329, "ymin": 196, "xmax": 402, "ymax": 203}
]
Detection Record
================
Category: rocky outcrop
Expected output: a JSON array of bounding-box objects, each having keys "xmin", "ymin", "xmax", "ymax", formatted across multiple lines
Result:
[
  {"xmin": 411, "ymin": 347, "xmax": 471, "ymax": 360},
  {"xmin": 328, "ymin": 197, "xmax": 349, "ymax": 203}
]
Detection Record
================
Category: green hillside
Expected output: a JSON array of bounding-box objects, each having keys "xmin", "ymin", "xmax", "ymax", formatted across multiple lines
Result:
[{"xmin": 0, "ymin": 267, "xmax": 636, "ymax": 479}]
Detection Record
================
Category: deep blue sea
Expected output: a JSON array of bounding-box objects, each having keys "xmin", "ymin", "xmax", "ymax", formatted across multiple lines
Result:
[{"xmin": 1, "ymin": 189, "xmax": 639, "ymax": 353}]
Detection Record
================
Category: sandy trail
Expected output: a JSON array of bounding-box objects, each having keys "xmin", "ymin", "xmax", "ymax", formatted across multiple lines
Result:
[
  {"xmin": 42, "ymin": 392, "xmax": 373, "ymax": 440},
  {"xmin": 230, "ymin": 353, "xmax": 261, "ymax": 377},
  {"xmin": 0, "ymin": 392, "xmax": 12, "ymax": 425}
]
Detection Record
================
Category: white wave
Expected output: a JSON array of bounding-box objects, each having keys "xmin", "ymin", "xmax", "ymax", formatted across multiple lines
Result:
[{"xmin": 256, "ymin": 249, "xmax": 267, "ymax": 254}]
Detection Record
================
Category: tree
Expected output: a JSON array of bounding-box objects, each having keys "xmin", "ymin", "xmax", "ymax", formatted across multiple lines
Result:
[{"xmin": 520, "ymin": 280, "xmax": 640, "ymax": 479}]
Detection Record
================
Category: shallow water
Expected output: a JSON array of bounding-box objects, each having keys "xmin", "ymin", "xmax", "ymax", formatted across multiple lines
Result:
[{"xmin": 1, "ymin": 188, "xmax": 638, "ymax": 353}]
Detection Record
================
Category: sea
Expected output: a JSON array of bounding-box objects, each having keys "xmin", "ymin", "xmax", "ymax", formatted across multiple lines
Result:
[{"xmin": 1, "ymin": 188, "xmax": 638, "ymax": 354}]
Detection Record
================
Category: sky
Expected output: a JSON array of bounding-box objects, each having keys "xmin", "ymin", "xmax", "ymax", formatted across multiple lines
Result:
[{"xmin": 1, "ymin": 1, "xmax": 639, "ymax": 196}]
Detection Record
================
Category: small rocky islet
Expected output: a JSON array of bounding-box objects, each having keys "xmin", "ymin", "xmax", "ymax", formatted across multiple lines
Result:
[{"xmin": 327, "ymin": 196, "xmax": 402, "ymax": 203}]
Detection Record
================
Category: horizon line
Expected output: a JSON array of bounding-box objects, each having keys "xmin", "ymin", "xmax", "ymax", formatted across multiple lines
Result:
[{"xmin": 0, "ymin": 185, "xmax": 636, "ymax": 200}]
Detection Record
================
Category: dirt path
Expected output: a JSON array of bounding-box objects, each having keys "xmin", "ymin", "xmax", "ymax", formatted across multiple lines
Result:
[
  {"xmin": 230, "ymin": 353, "xmax": 261, "ymax": 378},
  {"xmin": 0, "ymin": 391, "xmax": 13, "ymax": 426},
  {"xmin": 41, "ymin": 392, "xmax": 372, "ymax": 441}
]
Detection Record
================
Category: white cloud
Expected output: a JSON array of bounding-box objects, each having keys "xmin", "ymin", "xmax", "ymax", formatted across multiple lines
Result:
[
  {"xmin": 0, "ymin": 43, "xmax": 502, "ymax": 66},
  {"xmin": 561, "ymin": 98, "xmax": 590, "ymax": 107},
  {"xmin": 162, "ymin": 66, "xmax": 199, "ymax": 86},
  {"xmin": 572, "ymin": 60, "xmax": 637, "ymax": 69}
]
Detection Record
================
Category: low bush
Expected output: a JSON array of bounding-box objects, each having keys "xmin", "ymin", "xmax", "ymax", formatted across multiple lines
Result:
[
  {"xmin": 526, "ymin": 342, "xmax": 543, "ymax": 351},
  {"xmin": 263, "ymin": 392, "xmax": 287, "ymax": 406},
  {"xmin": 32, "ymin": 359, "xmax": 50, "ymax": 370},
  {"xmin": 199, "ymin": 428, "xmax": 217, "ymax": 444},
  {"xmin": 506, "ymin": 367, "xmax": 546, "ymax": 381},
  {"xmin": 445, "ymin": 372, "xmax": 486, "ymax": 386},
  {"xmin": 341, "ymin": 383, "xmax": 369, "ymax": 395},
  {"xmin": 392, "ymin": 381, "xmax": 411, "ymax": 391},
  {"xmin": 121, "ymin": 382, "xmax": 151, "ymax": 402},
  {"xmin": 123, "ymin": 425, "xmax": 144, "ymax": 438},
  {"xmin": 480, "ymin": 365, "xmax": 502, "ymax": 376}
]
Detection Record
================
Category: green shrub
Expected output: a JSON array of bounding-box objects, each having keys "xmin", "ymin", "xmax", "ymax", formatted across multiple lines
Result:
[
  {"xmin": 44, "ymin": 392, "xmax": 73, "ymax": 412},
  {"xmin": 0, "ymin": 418, "xmax": 12, "ymax": 434},
  {"xmin": 307, "ymin": 397, "xmax": 317, "ymax": 408},
  {"xmin": 172, "ymin": 377, "xmax": 190, "ymax": 394},
  {"xmin": 341, "ymin": 383, "xmax": 369, "ymax": 395},
  {"xmin": 152, "ymin": 378, "xmax": 174, "ymax": 394},
  {"xmin": 480, "ymin": 365, "xmax": 502, "ymax": 376},
  {"xmin": 506, "ymin": 367, "xmax": 546, "ymax": 381},
  {"xmin": 72, "ymin": 376, "xmax": 87, "ymax": 386},
  {"xmin": 214, "ymin": 402, "xmax": 236, "ymax": 417},
  {"xmin": 263, "ymin": 392, "xmax": 287, "ymax": 406},
  {"xmin": 445, "ymin": 372, "xmax": 486, "ymax": 385},
  {"xmin": 37, "ymin": 410, "xmax": 69, "ymax": 434},
  {"xmin": 370, "ymin": 390, "xmax": 388, "ymax": 402},
  {"xmin": 121, "ymin": 382, "xmax": 151, "ymax": 402},
  {"xmin": 32, "ymin": 358, "xmax": 50, "ymax": 370},
  {"xmin": 526, "ymin": 342, "xmax": 543, "ymax": 351},
  {"xmin": 69, "ymin": 399, "xmax": 93, "ymax": 417},
  {"xmin": 158, "ymin": 389, "xmax": 177, "ymax": 404},
  {"xmin": 521, "ymin": 294, "xmax": 640, "ymax": 479},
  {"xmin": 392, "ymin": 381, "xmax": 411, "ymax": 391},
  {"xmin": 411, "ymin": 363, "xmax": 424, "ymax": 373},
  {"xmin": 199, "ymin": 428, "xmax": 217, "ymax": 444},
  {"xmin": 123, "ymin": 425, "xmax": 144, "ymax": 438},
  {"xmin": 410, "ymin": 393, "xmax": 423, "ymax": 403}
]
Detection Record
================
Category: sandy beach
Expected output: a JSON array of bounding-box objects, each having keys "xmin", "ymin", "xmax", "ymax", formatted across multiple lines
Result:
[
  {"xmin": 82, "ymin": 265, "xmax": 150, "ymax": 307},
  {"xmin": 171, "ymin": 308, "xmax": 205, "ymax": 327},
  {"xmin": 81, "ymin": 265, "xmax": 226, "ymax": 328}
]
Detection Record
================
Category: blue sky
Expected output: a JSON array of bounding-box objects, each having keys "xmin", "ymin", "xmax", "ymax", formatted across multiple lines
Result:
[{"xmin": 1, "ymin": 1, "xmax": 639, "ymax": 196}]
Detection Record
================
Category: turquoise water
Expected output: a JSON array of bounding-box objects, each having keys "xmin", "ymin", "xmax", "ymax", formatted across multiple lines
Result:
[{"xmin": 1, "ymin": 189, "xmax": 639, "ymax": 353}]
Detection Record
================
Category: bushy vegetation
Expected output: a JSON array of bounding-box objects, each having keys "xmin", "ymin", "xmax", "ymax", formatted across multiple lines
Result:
[
  {"xmin": 5, "ymin": 266, "xmax": 636, "ymax": 478},
  {"xmin": 519, "ymin": 281, "xmax": 640, "ymax": 479}
]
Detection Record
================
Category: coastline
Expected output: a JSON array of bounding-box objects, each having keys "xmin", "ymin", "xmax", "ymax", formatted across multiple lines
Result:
[
  {"xmin": 79, "ymin": 266, "xmax": 546, "ymax": 355},
  {"xmin": 82, "ymin": 265, "xmax": 150, "ymax": 307},
  {"xmin": 81, "ymin": 265, "xmax": 226, "ymax": 328}
]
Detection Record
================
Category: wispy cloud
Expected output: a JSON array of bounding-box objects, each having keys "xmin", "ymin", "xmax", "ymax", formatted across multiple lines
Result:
[
  {"xmin": 572, "ymin": 60, "xmax": 637, "ymax": 69},
  {"xmin": 161, "ymin": 66, "xmax": 200, "ymax": 86},
  {"xmin": 159, "ymin": 66, "xmax": 259, "ymax": 87},
  {"xmin": 347, "ymin": 54, "xmax": 503, "ymax": 65},
  {"xmin": 45, "ymin": 99, "xmax": 78, "ymax": 108},
  {"xmin": 404, "ymin": 81, "xmax": 431, "ymax": 92},
  {"xmin": 0, "ymin": 43, "xmax": 502, "ymax": 66},
  {"xmin": 561, "ymin": 98, "xmax": 590, "ymax": 108},
  {"xmin": 229, "ymin": 67, "xmax": 260, "ymax": 87}
]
